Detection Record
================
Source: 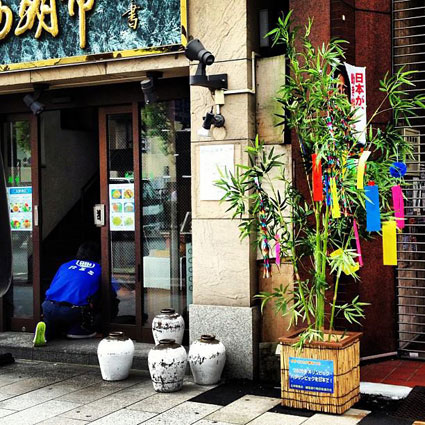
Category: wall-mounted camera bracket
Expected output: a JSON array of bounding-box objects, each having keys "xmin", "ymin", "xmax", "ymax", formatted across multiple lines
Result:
[{"xmin": 190, "ymin": 63, "xmax": 228, "ymax": 90}]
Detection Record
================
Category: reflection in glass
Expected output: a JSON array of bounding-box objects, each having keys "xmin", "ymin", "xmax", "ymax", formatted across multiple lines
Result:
[
  {"xmin": 141, "ymin": 99, "xmax": 191, "ymax": 329},
  {"xmin": 1, "ymin": 121, "xmax": 33, "ymax": 318},
  {"xmin": 107, "ymin": 114, "xmax": 136, "ymax": 324}
]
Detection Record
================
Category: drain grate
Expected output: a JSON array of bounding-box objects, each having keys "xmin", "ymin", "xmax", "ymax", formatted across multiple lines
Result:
[{"xmin": 392, "ymin": 387, "xmax": 425, "ymax": 421}]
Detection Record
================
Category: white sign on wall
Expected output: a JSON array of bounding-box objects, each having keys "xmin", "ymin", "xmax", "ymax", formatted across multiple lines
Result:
[
  {"xmin": 345, "ymin": 62, "xmax": 367, "ymax": 145},
  {"xmin": 199, "ymin": 144, "xmax": 234, "ymax": 201}
]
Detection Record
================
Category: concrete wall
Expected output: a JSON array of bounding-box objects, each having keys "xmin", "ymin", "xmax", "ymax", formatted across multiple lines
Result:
[{"xmin": 187, "ymin": 0, "xmax": 259, "ymax": 379}]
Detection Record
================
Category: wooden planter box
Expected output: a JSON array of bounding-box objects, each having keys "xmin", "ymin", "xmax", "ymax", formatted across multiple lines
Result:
[{"xmin": 279, "ymin": 329, "xmax": 362, "ymax": 414}]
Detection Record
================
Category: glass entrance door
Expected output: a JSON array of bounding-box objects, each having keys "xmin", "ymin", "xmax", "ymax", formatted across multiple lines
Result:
[
  {"xmin": 99, "ymin": 99, "xmax": 191, "ymax": 342},
  {"xmin": 0, "ymin": 114, "xmax": 40, "ymax": 331}
]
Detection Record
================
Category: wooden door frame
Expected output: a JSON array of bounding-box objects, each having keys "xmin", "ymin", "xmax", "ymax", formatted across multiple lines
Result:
[
  {"xmin": 1, "ymin": 113, "xmax": 41, "ymax": 332},
  {"xmin": 98, "ymin": 104, "xmax": 145, "ymax": 341}
]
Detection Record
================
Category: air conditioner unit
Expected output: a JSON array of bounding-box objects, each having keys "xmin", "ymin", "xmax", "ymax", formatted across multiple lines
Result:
[{"xmin": 402, "ymin": 127, "xmax": 421, "ymax": 177}]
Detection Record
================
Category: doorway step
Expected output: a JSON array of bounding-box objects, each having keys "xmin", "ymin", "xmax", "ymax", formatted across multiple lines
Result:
[{"xmin": 0, "ymin": 332, "xmax": 152, "ymax": 370}]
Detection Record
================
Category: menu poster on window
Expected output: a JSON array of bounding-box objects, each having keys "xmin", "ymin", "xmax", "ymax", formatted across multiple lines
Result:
[
  {"xmin": 7, "ymin": 187, "xmax": 32, "ymax": 231},
  {"xmin": 109, "ymin": 184, "xmax": 135, "ymax": 231}
]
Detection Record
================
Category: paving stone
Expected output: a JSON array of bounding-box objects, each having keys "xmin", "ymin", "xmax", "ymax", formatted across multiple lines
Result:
[
  {"xmin": 0, "ymin": 376, "xmax": 60, "ymax": 395},
  {"xmin": 142, "ymin": 401, "xmax": 222, "ymax": 425},
  {"xmin": 89, "ymin": 409, "xmax": 156, "ymax": 424},
  {"xmin": 246, "ymin": 411, "xmax": 307, "ymax": 425},
  {"xmin": 0, "ymin": 391, "xmax": 58, "ymax": 410},
  {"xmin": 62, "ymin": 385, "xmax": 155, "ymax": 422},
  {"xmin": 0, "ymin": 399, "xmax": 80, "ymax": 425},
  {"xmin": 58, "ymin": 376, "xmax": 147, "ymax": 404},
  {"xmin": 38, "ymin": 418, "xmax": 90, "ymax": 425},
  {"xmin": 302, "ymin": 413, "xmax": 366, "ymax": 425},
  {"xmin": 0, "ymin": 408, "xmax": 15, "ymax": 418},
  {"xmin": 128, "ymin": 382, "xmax": 212, "ymax": 414},
  {"xmin": 193, "ymin": 421, "xmax": 235, "ymax": 425},
  {"xmin": 204, "ymin": 395, "xmax": 280, "ymax": 425},
  {"xmin": 343, "ymin": 409, "xmax": 371, "ymax": 421}
]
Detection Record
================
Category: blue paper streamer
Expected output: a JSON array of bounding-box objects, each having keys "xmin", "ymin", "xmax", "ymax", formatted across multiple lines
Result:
[{"xmin": 365, "ymin": 185, "xmax": 381, "ymax": 232}]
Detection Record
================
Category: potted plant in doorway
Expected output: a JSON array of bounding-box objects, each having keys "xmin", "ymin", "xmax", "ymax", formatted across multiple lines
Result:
[{"xmin": 216, "ymin": 12, "xmax": 425, "ymax": 414}]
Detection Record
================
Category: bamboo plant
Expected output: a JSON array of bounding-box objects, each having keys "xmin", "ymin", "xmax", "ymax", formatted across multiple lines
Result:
[{"xmin": 216, "ymin": 13, "xmax": 425, "ymax": 347}]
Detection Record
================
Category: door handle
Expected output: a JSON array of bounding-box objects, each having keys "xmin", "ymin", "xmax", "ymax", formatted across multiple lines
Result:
[{"xmin": 34, "ymin": 205, "xmax": 39, "ymax": 227}]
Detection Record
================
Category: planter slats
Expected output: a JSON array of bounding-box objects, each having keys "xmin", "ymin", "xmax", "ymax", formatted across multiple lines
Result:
[{"xmin": 279, "ymin": 330, "xmax": 361, "ymax": 414}]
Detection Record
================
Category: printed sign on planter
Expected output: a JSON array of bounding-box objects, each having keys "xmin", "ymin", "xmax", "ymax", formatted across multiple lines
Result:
[{"xmin": 289, "ymin": 357, "xmax": 334, "ymax": 393}]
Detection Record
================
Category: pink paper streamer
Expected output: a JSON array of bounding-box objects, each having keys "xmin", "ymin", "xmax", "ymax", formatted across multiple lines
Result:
[
  {"xmin": 392, "ymin": 185, "xmax": 405, "ymax": 230},
  {"xmin": 353, "ymin": 219, "xmax": 363, "ymax": 267},
  {"xmin": 275, "ymin": 238, "xmax": 281, "ymax": 268}
]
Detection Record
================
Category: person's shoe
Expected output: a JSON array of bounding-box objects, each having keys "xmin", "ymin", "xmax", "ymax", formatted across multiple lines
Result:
[
  {"xmin": 66, "ymin": 325, "xmax": 96, "ymax": 339},
  {"xmin": 33, "ymin": 322, "xmax": 47, "ymax": 347}
]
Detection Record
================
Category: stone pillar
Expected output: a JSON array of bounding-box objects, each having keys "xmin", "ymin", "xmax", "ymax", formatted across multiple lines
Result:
[{"xmin": 187, "ymin": 0, "xmax": 260, "ymax": 379}]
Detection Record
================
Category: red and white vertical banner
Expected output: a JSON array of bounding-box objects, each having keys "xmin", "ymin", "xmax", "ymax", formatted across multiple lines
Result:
[{"xmin": 345, "ymin": 63, "xmax": 367, "ymax": 146}]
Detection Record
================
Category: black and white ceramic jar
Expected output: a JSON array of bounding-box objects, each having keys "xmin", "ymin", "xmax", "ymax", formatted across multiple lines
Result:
[
  {"xmin": 152, "ymin": 308, "xmax": 185, "ymax": 345},
  {"xmin": 97, "ymin": 331, "xmax": 134, "ymax": 381},
  {"xmin": 148, "ymin": 339, "xmax": 187, "ymax": 392},
  {"xmin": 188, "ymin": 334, "xmax": 226, "ymax": 385}
]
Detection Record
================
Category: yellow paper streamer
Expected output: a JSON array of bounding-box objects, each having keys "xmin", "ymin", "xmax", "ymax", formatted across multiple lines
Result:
[
  {"xmin": 342, "ymin": 152, "xmax": 348, "ymax": 178},
  {"xmin": 330, "ymin": 248, "xmax": 360, "ymax": 275},
  {"xmin": 357, "ymin": 150, "xmax": 371, "ymax": 189},
  {"xmin": 330, "ymin": 177, "xmax": 341, "ymax": 219},
  {"xmin": 383, "ymin": 221, "xmax": 397, "ymax": 266}
]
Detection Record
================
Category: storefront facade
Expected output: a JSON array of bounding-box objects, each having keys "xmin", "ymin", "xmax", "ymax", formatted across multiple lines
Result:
[
  {"xmin": 0, "ymin": 0, "xmax": 284, "ymax": 379},
  {"xmin": 0, "ymin": 0, "xmax": 421, "ymax": 380}
]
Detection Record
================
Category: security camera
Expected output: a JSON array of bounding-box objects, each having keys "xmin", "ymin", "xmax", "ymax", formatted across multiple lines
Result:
[
  {"xmin": 141, "ymin": 77, "xmax": 157, "ymax": 105},
  {"xmin": 185, "ymin": 38, "xmax": 228, "ymax": 90},
  {"xmin": 140, "ymin": 71, "xmax": 162, "ymax": 105},
  {"xmin": 23, "ymin": 83, "xmax": 48, "ymax": 115},
  {"xmin": 185, "ymin": 39, "xmax": 215, "ymax": 66},
  {"xmin": 198, "ymin": 109, "xmax": 225, "ymax": 138},
  {"xmin": 23, "ymin": 94, "xmax": 45, "ymax": 115}
]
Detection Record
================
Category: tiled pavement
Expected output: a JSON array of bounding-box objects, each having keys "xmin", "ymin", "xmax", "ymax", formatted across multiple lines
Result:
[
  {"xmin": 0, "ymin": 360, "xmax": 372, "ymax": 425},
  {"xmin": 361, "ymin": 359, "xmax": 425, "ymax": 387}
]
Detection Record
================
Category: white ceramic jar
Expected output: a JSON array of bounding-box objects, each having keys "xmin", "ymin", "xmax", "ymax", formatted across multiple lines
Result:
[
  {"xmin": 152, "ymin": 308, "xmax": 185, "ymax": 345},
  {"xmin": 188, "ymin": 334, "xmax": 226, "ymax": 385},
  {"xmin": 148, "ymin": 339, "xmax": 187, "ymax": 392},
  {"xmin": 97, "ymin": 331, "xmax": 134, "ymax": 381}
]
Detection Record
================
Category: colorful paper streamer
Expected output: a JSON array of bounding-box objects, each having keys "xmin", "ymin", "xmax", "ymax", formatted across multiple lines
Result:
[
  {"xmin": 391, "ymin": 185, "xmax": 405, "ymax": 230},
  {"xmin": 353, "ymin": 219, "xmax": 363, "ymax": 267},
  {"xmin": 330, "ymin": 177, "xmax": 341, "ymax": 219},
  {"xmin": 382, "ymin": 221, "xmax": 397, "ymax": 266},
  {"xmin": 275, "ymin": 237, "xmax": 281, "ymax": 268},
  {"xmin": 390, "ymin": 162, "xmax": 407, "ymax": 178},
  {"xmin": 356, "ymin": 151, "xmax": 371, "ymax": 189},
  {"xmin": 365, "ymin": 184, "xmax": 381, "ymax": 232},
  {"xmin": 312, "ymin": 154, "xmax": 323, "ymax": 202}
]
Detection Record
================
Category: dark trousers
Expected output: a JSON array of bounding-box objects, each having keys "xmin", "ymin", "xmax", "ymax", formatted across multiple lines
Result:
[{"xmin": 41, "ymin": 300, "xmax": 85, "ymax": 341}]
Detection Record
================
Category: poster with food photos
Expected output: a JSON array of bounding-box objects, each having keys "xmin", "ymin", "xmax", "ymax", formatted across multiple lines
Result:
[
  {"xmin": 109, "ymin": 184, "xmax": 135, "ymax": 231},
  {"xmin": 7, "ymin": 187, "xmax": 32, "ymax": 231}
]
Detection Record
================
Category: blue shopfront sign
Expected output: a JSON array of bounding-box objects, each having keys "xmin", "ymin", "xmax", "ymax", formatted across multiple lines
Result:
[
  {"xmin": 289, "ymin": 357, "xmax": 334, "ymax": 393},
  {"xmin": 0, "ymin": 0, "xmax": 186, "ymax": 72}
]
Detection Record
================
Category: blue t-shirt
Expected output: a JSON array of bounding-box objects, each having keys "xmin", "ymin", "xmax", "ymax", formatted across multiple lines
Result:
[{"xmin": 45, "ymin": 260, "xmax": 101, "ymax": 306}]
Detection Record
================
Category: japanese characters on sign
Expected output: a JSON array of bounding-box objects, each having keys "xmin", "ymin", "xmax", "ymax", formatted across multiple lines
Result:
[
  {"xmin": 122, "ymin": 0, "xmax": 140, "ymax": 30},
  {"xmin": 289, "ymin": 357, "xmax": 334, "ymax": 393},
  {"xmin": 345, "ymin": 63, "xmax": 367, "ymax": 146},
  {"xmin": 7, "ymin": 186, "xmax": 32, "ymax": 231},
  {"xmin": 0, "ymin": 0, "xmax": 183, "ymax": 71},
  {"xmin": 0, "ymin": 0, "xmax": 94, "ymax": 48}
]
